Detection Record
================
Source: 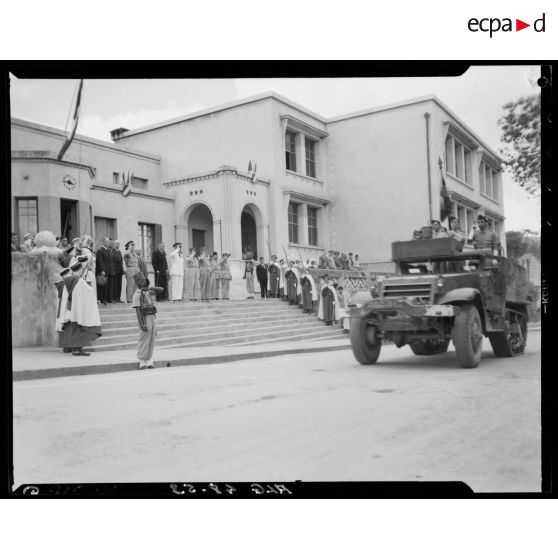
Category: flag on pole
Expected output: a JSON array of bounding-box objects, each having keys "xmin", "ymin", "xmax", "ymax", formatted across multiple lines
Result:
[
  {"xmin": 57, "ymin": 79, "xmax": 84, "ymax": 161},
  {"xmin": 122, "ymin": 170, "xmax": 134, "ymax": 197},
  {"xmin": 438, "ymin": 157, "xmax": 452, "ymax": 221}
]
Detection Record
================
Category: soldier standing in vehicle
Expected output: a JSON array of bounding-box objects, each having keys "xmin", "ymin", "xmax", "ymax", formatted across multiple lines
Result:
[{"xmin": 471, "ymin": 215, "xmax": 500, "ymax": 252}]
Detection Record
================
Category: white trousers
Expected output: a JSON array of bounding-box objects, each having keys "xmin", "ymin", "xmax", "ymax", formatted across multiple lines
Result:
[{"xmin": 171, "ymin": 274, "xmax": 184, "ymax": 300}]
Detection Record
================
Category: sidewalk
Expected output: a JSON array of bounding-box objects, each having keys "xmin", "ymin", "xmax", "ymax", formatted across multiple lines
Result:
[{"xmin": 12, "ymin": 337, "xmax": 351, "ymax": 381}]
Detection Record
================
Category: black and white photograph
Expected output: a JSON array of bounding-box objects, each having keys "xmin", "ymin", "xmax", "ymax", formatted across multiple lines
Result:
[{"xmin": 8, "ymin": 65, "xmax": 544, "ymax": 494}]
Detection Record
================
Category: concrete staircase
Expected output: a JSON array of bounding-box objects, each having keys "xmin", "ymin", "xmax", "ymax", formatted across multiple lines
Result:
[{"xmin": 87, "ymin": 299, "xmax": 346, "ymax": 351}]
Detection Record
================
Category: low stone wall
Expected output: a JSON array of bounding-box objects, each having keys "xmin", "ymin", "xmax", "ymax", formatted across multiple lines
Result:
[{"xmin": 12, "ymin": 252, "xmax": 61, "ymax": 348}]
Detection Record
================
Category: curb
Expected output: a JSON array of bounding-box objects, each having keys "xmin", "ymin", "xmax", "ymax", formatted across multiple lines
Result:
[{"xmin": 13, "ymin": 343, "xmax": 351, "ymax": 382}]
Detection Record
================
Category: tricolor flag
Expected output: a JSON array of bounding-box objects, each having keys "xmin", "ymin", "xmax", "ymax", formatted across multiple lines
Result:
[
  {"xmin": 57, "ymin": 79, "xmax": 84, "ymax": 161},
  {"xmin": 438, "ymin": 157, "xmax": 452, "ymax": 222},
  {"xmin": 122, "ymin": 170, "xmax": 134, "ymax": 197}
]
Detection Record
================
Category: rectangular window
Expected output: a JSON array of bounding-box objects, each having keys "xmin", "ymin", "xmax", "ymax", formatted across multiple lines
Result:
[
  {"xmin": 485, "ymin": 166, "xmax": 492, "ymax": 198},
  {"xmin": 446, "ymin": 134, "xmax": 472, "ymax": 186},
  {"xmin": 288, "ymin": 203, "xmax": 299, "ymax": 244},
  {"xmin": 464, "ymin": 147, "xmax": 472, "ymax": 184},
  {"xmin": 285, "ymin": 130, "xmax": 297, "ymax": 172},
  {"xmin": 455, "ymin": 143, "xmax": 464, "ymax": 181},
  {"xmin": 305, "ymin": 138, "xmax": 316, "ymax": 178},
  {"xmin": 479, "ymin": 162, "xmax": 486, "ymax": 195},
  {"xmin": 138, "ymin": 222, "xmax": 155, "ymax": 263},
  {"xmin": 113, "ymin": 172, "xmax": 120, "ymax": 184},
  {"xmin": 445, "ymin": 136, "xmax": 455, "ymax": 176},
  {"xmin": 308, "ymin": 207, "xmax": 318, "ymax": 246},
  {"xmin": 16, "ymin": 197, "xmax": 38, "ymax": 238},
  {"xmin": 491, "ymin": 170, "xmax": 498, "ymax": 201},
  {"xmin": 132, "ymin": 176, "xmax": 148, "ymax": 189}
]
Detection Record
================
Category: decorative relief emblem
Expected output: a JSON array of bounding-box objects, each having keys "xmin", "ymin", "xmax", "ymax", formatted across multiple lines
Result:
[{"xmin": 62, "ymin": 174, "xmax": 76, "ymax": 190}]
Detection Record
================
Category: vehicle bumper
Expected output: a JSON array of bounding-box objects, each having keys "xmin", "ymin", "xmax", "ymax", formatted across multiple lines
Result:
[{"xmin": 347, "ymin": 298, "xmax": 455, "ymax": 319}]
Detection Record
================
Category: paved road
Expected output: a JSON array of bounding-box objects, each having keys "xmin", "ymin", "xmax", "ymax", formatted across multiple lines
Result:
[{"xmin": 13, "ymin": 331, "xmax": 541, "ymax": 492}]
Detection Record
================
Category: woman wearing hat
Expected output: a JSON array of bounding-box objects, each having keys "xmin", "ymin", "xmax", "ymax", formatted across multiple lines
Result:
[
  {"xmin": 169, "ymin": 242, "xmax": 184, "ymax": 301},
  {"xmin": 124, "ymin": 241, "xmax": 140, "ymax": 303}
]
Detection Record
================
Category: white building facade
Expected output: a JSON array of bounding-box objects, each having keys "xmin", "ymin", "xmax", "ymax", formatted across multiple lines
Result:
[{"xmin": 11, "ymin": 91, "xmax": 506, "ymax": 274}]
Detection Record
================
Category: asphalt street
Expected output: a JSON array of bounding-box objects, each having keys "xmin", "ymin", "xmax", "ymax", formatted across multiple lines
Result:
[{"xmin": 13, "ymin": 331, "xmax": 541, "ymax": 492}]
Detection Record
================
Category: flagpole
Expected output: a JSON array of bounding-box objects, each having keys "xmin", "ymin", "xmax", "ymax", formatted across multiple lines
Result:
[
  {"xmin": 424, "ymin": 112, "xmax": 433, "ymax": 223},
  {"xmin": 57, "ymin": 79, "xmax": 84, "ymax": 161}
]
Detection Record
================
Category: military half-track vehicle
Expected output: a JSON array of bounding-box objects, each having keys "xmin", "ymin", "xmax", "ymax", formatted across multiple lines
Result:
[{"xmin": 347, "ymin": 238, "xmax": 530, "ymax": 368}]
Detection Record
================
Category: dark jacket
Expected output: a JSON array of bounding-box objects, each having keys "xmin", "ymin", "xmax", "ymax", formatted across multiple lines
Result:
[
  {"xmin": 152, "ymin": 250, "xmax": 169, "ymax": 274},
  {"xmin": 95, "ymin": 246, "xmax": 112, "ymax": 275},
  {"xmin": 256, "ymin": 263, "xmax": 268, "ymax": 282},
  {"xmin": 111, "ymin": 247, "xmax": 124, "ymax": 274}
]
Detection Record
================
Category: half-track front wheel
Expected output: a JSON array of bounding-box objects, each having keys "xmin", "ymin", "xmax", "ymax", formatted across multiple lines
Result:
[
  {"xmin": 452, "ymin": 304, "xmax": 483, "ymax": 368},
  {"xmin": 410, "ymin": 339, "xmax": 450, "ymax": 355},
  {"xmin": 350, "ymin": 318, "xmax": 381, "ymax": 364}
]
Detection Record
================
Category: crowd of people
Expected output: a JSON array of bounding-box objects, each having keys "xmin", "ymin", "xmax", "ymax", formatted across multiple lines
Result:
[
  {"xmin": 241, "ymin": 252, "xmax": 350, "ymax": 330},
  {"xmin": 415, "ymin": 215, "xmax": 502, "ymax": 252}
]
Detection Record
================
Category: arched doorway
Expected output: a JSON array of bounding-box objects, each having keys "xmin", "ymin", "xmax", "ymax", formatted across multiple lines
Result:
[
  {"xmin": 241, "ymin": 205, "xmax": 258, "ymax": 259},
  {"xmin": 187, "ymin": 203, "xmax": 214, "ymax": 253}
]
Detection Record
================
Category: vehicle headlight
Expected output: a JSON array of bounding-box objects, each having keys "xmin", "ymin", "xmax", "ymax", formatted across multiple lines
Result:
[{"xmin": 436, "ymin": 275, "xmax": 444, "ymax": 289}]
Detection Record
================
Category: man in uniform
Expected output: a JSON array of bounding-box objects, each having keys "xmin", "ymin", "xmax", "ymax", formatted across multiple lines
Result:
[
  {"xmin": 209, "ymin": 252, "xmax": 219, "ymax": 300},
  {"xmin": 183, "ymin": 246, "xmax": 199, "ymax": 302},
  {"xmin": 256, "ymin": 257, "xmax": 268, "ymax": 298},
  {"xmin": 112, "ymin": 240, "xmax": 125, "ymax": 303},
  {"xmin": 471, "ymin": 215, "xmax": 500, "ymax": 252},
  {"xmin": 136, "ymin": 249, "xmax": 149, "ymax": 283},
  {"xmin": 219, "ymin": 253, "xmax": 232, "ymax": 300},
  {"xmin": 169, "ymin": 242, "xmax": 184, "ymax": 301},
  {"xmin": 243, "ymin": 257, "xmax": 256, "ymax": 299},
  {"xmin": 267, "ymin": 255, "xmax": 281, "ymax": 298},
  {"xmin": 152, "ymin": 242, "xmax": 170, "ymax": 301},
  {"xmin": 198, "ymin": 248, "xmax": 211, "ymax": 301}
]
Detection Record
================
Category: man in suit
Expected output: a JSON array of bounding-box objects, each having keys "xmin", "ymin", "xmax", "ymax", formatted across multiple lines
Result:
[
  {"xmin": 256, "ymin": 257, "xmax": 268, "ymax": 298},
  {"xmin": 111, "ymin": 239, "xmax": 125, "ymax": 302},
  {"xmin": 95, "ymin": 237, "xmax": 112, "ymax": 304},
  {"xmin": 151, "ymin": 242, "xmax": 169, "ymax": 301}
]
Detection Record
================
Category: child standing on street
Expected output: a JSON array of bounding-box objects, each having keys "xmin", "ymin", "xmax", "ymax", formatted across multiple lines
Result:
[{"xmin": 132, "ymin": 271, "xmax": 163, "ymax": 370}]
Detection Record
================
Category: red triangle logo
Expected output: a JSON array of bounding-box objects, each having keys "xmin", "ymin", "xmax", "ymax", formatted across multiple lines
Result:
[{"xmin": 516, "ymin": 19, "xmax": 530, "ymax": 31}]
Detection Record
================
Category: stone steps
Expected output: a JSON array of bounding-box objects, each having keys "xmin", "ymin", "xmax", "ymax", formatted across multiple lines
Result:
[
  {"xmin": 88, "ymin": 298, "xmax": 344, "ymax": 351},
  {"xmin": 101, "ymin": 313, "xmax": 318, "ymax": 333}
]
